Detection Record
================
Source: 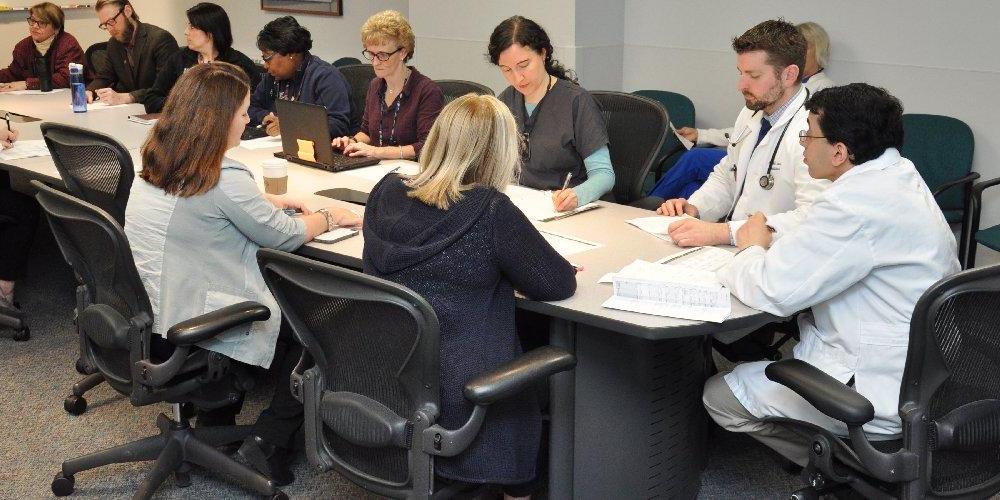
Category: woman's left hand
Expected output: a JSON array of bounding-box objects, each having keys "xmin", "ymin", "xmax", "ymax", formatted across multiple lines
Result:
[
  {"xmin": 343, "ymin": 141, "xmax": 378, "ymax": 158},
  {"xmin": 551, "ymin": 188, "xmax": 579, "ymax": 212},
  {"xmin": 330, "ymin": 207, "xmax": 363, "ymax": 228},
  {"xmin": 266, "ymin": 194, "xmax": 313, "ymax": 215}
]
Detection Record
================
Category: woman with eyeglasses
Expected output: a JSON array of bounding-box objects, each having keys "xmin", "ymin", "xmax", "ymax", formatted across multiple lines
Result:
[
  {"xmin": 142, "ymin": 3, "xmax": 260, "ymax": 113},
  {"xmin": 488, "ymin": 15, "xmax": 614, "ymax": 213},
  {"xmin": 0, "ymin": 2, "xmax": 83, "ymax": 92},
  {"xmin": 330, "ymin": 10, "xmax": 443, "ymax": 160},
  {"xmin": 249, "ymin": 16, "xmax": 352, "ymax": 138}
]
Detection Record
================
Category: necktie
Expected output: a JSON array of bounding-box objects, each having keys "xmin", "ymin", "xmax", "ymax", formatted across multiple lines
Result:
[{"xmin": 753, "ymin": 117, "xmax": 773, "ymax": 150}]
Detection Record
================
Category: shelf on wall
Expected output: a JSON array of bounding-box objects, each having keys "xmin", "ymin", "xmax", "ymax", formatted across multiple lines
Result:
[{"xmin": 0, "ymin": 4, "xmax": 92, "ymax": 14}]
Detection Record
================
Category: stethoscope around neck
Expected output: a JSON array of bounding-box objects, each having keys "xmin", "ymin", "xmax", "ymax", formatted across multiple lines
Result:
[{"xmin": 725, "ymin": 87, "xmax": 810, "ymax": 220}]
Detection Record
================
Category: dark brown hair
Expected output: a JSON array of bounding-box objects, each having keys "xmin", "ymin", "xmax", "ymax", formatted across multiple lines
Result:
[
  {"xmin": 139, "ymin": 62, "xmax": 250, "ymax": 197},
  {"xmin": 487, "ymin": 15, "xmax": 575, "ymax": 82},
  {"xmin": 94, "ymin": 0, "xmax": 138, "ymax": 21},
  {"xmin": 732, "ymin": 19, "xmax": 806, "ymax": 78}
]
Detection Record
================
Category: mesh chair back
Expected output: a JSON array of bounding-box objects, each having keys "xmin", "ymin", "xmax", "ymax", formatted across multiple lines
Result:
[
  {"xmin": 40, "ymin": 123, "xmax": 134, "ymax": 225},
  {"xmin": 33, "ymin": 181, "xmax": 151, "ymax": 391},
  {"xmin": 632, "ymin": 90, "xmax": 695, "ymax": 178},
  {"xmin": 899, "ymin": 264, "xmax": 1000, "ymax": 497},
  {"xmin": 339, "ymin": 64, "xmax": 376, "ymax": 135},
  {"xmin": 83, "ymin": 42, "xmax": 108, "ymax": 84},
  {"xmin": 591, "ymin": 91, "xmax": 668, "ymax": 204},
  {"xmin": 333, "ymin": 56, "xmax": 362, "ymax": 68},
  {"xmin": 259, "ymin": 249, "xmax": 440, "ymax": 495},
  {"xmin": 901, "ymin": 114, "xmax": 975, "ymax": 223},
  {"xmin": 434, "ymin": 79, "xmax": 494, "ymax": 104}
]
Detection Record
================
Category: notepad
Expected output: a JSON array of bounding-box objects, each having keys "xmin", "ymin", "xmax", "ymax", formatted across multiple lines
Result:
[
  {"xmin": 602, "ymin": 260, "xmax": 731, "ymax": 322},
  {"xmin": 626, "ymin": 215, "xmax": 692, "ymax": 242},
  {"xmin": 0, "ymin": 139, "xmax": 49, "ymax": 161},
  {"xmin": 654, "ymin": 246, "xmax": 734, "ymax": 271},
  {"xmin": 538, "ymin": 230, "xmax": 599, "ymax": 257},
  {"xmin": 669, "ymin": 121, "xmax": 695, "ymax": 150},
  {"xmin": 67, "ymin": 101, "xmax": 127, "ymax": 111},
  {"xmin": 7, "ymin": 88, "xmax": 67, "ymax": 95},
  {"xmin": 505, "ymin": 184, "xmax": 600, "ymax": 222}
]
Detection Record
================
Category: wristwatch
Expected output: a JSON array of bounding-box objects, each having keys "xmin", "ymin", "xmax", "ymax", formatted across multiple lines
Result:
[{"xmin": 316, "ymin": 208, "xmax": 336, "ymax": 232}]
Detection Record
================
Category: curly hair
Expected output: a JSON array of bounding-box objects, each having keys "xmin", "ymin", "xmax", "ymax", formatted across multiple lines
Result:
[{"xmin": 361, "ymin": 10, "xmax": 415, "ymax": 62}]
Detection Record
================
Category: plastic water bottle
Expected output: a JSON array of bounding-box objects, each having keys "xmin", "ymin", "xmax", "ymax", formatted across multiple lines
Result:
[{"xmin": 69, "ymin": 63, "xmax": 86, "ymax": 113}]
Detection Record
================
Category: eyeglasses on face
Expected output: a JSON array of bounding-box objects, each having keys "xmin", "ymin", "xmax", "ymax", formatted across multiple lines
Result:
[
  {"xmin": 798, "ymin": 129, "xmax": 827, "ymax": 144},
  {"xmin": 261, "ymin": 51, "xmax": 282, "ymax": 63},
  {"xmin": 98, "ymin": 8, "xmax": 125, "ymax": 31},
  {"xmin": 361, "ymin": 46, "xmax": 404, "ymax": 62},
  {"xmin": 27, "ymin": 17, "xmax": 51, "ymax": 28}
]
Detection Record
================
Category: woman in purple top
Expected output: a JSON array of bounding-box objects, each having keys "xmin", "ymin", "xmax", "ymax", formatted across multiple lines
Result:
[{"xmin": 331, "ymin": 10, "xmax": 443, "ymax": 160}]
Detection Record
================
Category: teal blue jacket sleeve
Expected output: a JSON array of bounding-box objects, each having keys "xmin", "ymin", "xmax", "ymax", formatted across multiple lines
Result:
[{"xmin": 573, "ymin": 146, "xmax": 614, "ymax": 205}]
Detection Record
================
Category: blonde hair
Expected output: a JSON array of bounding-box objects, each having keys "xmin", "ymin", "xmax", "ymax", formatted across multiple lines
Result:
[
  {"xmin": 797, "ymin": 22, "xmax": 830, "ymax": 68},
  {"xmin": 361, "ymin": 10, "xmax": 415, "ymax": 61},
  {"xmin": 406, "ymin": 95, "xmax": 520, "ymax": 210},
  {"xmin": 30, "ymin": 2, "xmax": 64, "ymax": 31}
]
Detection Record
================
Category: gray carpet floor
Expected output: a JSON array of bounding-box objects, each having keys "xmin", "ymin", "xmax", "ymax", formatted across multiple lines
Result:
[{"xmin": 0, "ymin": 225, "xmax": 804, "ymax": 499}]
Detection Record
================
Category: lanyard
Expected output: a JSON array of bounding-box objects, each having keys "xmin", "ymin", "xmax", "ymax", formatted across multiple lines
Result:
[
  {"xmin": 378, "ymin": 91, "xmax": 403, "ymax": 146},
  {"xmin": 520, "ymin": 76, "xmax": 554, "ymax": 160}
]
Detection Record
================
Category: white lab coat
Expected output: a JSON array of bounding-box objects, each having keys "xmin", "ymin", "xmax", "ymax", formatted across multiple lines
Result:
[
  {"xmin": 697, "ymin": 71, "xmax": 836, "ymax": 148},
  {"xmin": 718, "ymin": 148, "xmax": 960, "ymax": 436},
  {"xmin": 688, "ymin": 87, "xmax": 827, "ymax": 240}
]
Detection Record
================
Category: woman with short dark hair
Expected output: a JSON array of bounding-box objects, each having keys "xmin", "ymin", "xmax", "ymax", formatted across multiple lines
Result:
[
  {"xmin": 126, "ymin": 62, "xmax": 360, "ymax": 486},
  {"xmin": 142, "ymin": 2, "xmax": 260, "ymax": 113},
  {"xmin": 0, "ymin": 2, "xmax": 83, "ymax": 92},
  {"xmin": 250, "ymin": 16, "xmax": 352, "ymax": 138}
]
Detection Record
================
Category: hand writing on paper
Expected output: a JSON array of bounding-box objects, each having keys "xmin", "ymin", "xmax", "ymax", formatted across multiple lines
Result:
[
  {"xmin": 262, "ymin": 112, "xmax": 280, "ymax": 136},
  {"xmin": 667, "ymin": 218, "xmax": 729, "ymax": 247},
  {"xmin": 94, "ymin": 87, "xmax": 133, "ymax": 105},
  {"xmin": 735, "ymin": 212, "xmax": 773, "ymax": 250},
  {"xmin": 551, "ymin": 188, "xmax": 578, "ymax": 212}
]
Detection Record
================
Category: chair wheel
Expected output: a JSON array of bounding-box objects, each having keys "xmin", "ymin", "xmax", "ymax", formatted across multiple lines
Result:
[
  {"xmin": 52, "ymin": 473, "xmax": 75, "ymax": 496},
  {"xmin": 64, "ymin": 395, "xmax": 87, "ymax": 415},
  {"xmin": 769, "ymin": 351, "xmax": 783, "ymax": 361},
  {"xmin": 790, "ymin": 487, "xmax": 819, "ymax": 500},
  {"xmin": 75, "ymin": 358, "xmax": 88, "ymax": 374},
  {"xmin": 12, "ymin": 326, "xmax": 29, "ymax": 341},
  {"xmin": 267, "ymin": 491, "xmax": 288, "ymax": 500}
]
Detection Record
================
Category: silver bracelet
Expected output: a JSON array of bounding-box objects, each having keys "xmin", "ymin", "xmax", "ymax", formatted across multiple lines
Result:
[{"xmin": 316, "ymin": 208, "xmax": 336, "ymax": 232}]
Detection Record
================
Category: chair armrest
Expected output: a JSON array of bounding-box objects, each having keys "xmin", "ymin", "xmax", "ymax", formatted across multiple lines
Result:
[
  {"xmin": 932, "ymin": 172, "xmax": 980, "ymax": 198},
  {"xmin": 166, "ymin": 301, "xmax": 270, "ymax": 346},
  {"xmin": 974, "ymin": 176, "xmax": 1000, "ymax": 200},
  {"xmin": 765, "ymin": 359, "xmax": 874, "ymax": 426},
  {"xmin": 463, "ymin": 346, "xmax": 576, "ymax": 406}
]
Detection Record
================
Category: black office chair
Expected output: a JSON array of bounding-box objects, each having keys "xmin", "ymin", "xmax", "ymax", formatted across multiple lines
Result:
[
  {"xmin": 763, "ymin": 264, "xmax": 1000, "ymax": 499},
  {"xmin": 0, "ymin": 214, "xmax": 29, "ymax": 341},
  {"xmin": 338, "ymin": 64, "xmax": 376, "ymax": 135},
  {"xmin": 33, "ymin": 181, "xmax": 286, "ymax": 500},
  {"xmin": 590, "ymin": 91, "xmax": 668, "ymax": 205},
  {"xmin": 41, "ymin": 122, "xmax": 135, "ymax": 415},
  {"xmin": 257, "ymin": 248, "xmax": 576, "ymax": 499},
  {"xmin": 332, "ymin": 56, "xmax": 362, "ymax": 68},
  {"xmin": 83, "ymin": 42, "xmax": 108, "ymax": 85},
  {"xmin": 434, "ymin": 79, "xmax": 494, "ymax": 103}
]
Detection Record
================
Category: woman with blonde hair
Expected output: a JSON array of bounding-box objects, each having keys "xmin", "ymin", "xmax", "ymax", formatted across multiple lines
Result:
[
  {"xmin": 363, "ymin": 94, "xmax": 577, "ymax": 497},
  {"xmin": 125, "ymin": 61, "xmax": 360, "ymax": 486},
  {"xmin": 331, "ymin": 9, "xmax": 443, "ymax": 159}
]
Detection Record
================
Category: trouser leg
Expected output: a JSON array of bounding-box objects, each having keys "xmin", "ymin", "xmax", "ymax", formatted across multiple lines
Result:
[
  {"xmin": 251, "ymin": 327, "xmax": 304, "ymax": 449},
  {"xmin": 702, "ymin": 372, "xmax": 812, "ymax": 466},
  {"xmin": 0, "ymin": 171, "xmax": 40, "ymax": 282}
]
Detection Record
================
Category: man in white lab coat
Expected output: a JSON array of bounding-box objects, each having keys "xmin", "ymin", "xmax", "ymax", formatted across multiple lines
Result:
[
  {"xmin": 703, "ymin": 83, "xmax": 960, "ymax": 466},
  {"xmin": 658, "ymin": 19, "xmax": 827, "ymax": 247}
]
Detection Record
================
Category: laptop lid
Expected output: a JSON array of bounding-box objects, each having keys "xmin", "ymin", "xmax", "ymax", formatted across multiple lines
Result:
[{"xmin": 275, "ymin": 99, "xmax": 334, "ymax": 165}]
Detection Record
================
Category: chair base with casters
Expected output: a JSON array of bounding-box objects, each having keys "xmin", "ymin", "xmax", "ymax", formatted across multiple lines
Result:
[
  {"xmin": 52, "ymin": 407, "xmax": 286, "ymax": 500},
  {"xmin": 64, "ymin": 284, "xmax": 106, "ymax": 415}
]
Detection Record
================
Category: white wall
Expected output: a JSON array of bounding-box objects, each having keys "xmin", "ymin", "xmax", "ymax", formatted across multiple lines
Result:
[{"xmin": 622, "ymin": 0, "xmax": 1000, "ymax": 264}]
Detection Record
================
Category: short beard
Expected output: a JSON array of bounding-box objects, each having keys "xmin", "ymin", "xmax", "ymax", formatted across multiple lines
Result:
[
  {"xmin": 117, "ymin": 18, "xmax": 135, "ymax": 43},
  {"xmin": 744, "ymin": 80, "xmax": 785, "ymax": 112}
]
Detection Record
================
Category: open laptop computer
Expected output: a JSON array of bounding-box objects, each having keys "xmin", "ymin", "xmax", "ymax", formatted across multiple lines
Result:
[{"xmin": 274, "ymin": 99, "xmax": 380, "ymax": 172}]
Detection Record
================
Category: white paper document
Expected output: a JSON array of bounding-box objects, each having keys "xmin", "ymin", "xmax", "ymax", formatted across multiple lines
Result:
[
  {"xmin": 7, "ymin": 88, "xmax": 68, "ymax": 95},
  {"xmin": 505, "ymin": 184, "xmax": 600, "ymax": 222},
  {"xmin": 626, "ymin": 215, "xmax": 691, "ymax": 242},
  {"xmin": 313, "ymin": 227, "xmax": 359, "ymax": 244},
  {"xmin": 538, "ymin": 230, "xmax": 600, "ymax": 257},
  {"xmin": 601, "ymin": 259, "xmax": 731, "ymax": 322},
  {"xmin": 68, "ymin": 101, "xmax": 128, "ymax": 111},
  {"xmin": 0, "ymin": 140, "xmax": 50, "ymax": 161},
  {"xmin": 347, "ymin": 162, "xmax": 419, "ymax": 182},
  {"xmin": 240, "ymin": 135, "xmax": 283, "ymax": 150},
  {"xmin": 654, "ymin": 246, "xmax": 734, "ymax": 271},
  {"xmin": 669, "ymin": 121, "xmax": 695, "ymax": 150}
]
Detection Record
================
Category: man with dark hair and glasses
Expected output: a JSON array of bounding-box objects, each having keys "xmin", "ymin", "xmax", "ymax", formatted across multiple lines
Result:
[
  {"xmin": 0, "ymin": 2, "xmax": 83, "ymax": 92},
  {"xmin": 87, "ymin": 0, "xmax": 178, "ymax": 105},
  {"xmin": 703, "ymin": 83, "xmax": 960, "ymax": 467},
  {"xmin": 249, "ymin": 16, "xmax": 352, "ymax": 138}
]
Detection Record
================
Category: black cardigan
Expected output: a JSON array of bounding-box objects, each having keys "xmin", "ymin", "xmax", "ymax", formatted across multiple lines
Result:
[{"xmin": 142, "ymin": 47, "xmax": 262, "ymax": 113}]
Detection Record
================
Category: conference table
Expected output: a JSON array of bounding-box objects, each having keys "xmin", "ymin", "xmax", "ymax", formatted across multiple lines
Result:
[{"xmin": 1, "ymin": 91, "xmax": 779, "ymax": 499}]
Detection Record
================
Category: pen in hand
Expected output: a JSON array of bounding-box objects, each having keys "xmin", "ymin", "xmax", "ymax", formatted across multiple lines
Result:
[{"xmin": 561, "ymin": 172, "xmax": 573, "ymax": 191}]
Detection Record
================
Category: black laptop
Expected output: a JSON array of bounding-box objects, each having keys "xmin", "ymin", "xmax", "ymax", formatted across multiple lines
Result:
[{"xmin": 273, "ymin": 99, "xmax": 380, "ymax": 172}]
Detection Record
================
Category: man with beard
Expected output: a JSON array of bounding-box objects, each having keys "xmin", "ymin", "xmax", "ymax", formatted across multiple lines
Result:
[
  {"xmin": 657, "ymin": 19, "xmax": 826, "ymax": 248},
  {"xmin": 87, "ymin": 0, "xmax": 177, "ymax": 105}
]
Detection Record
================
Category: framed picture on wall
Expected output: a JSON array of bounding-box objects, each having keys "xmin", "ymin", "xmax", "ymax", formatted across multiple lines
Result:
[{"xmin": 260, "ymin": 0, "xmax": 343, "ymax": 16}]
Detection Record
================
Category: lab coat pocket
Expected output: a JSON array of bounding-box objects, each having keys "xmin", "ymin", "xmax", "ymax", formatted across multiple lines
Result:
[
  {"xmin": 855, "ymin": 322, "xmax": 910, "ymax": 431},
  {"xmin": 204, "ymin": 287, "xmax": 256, "ymax": 343}
]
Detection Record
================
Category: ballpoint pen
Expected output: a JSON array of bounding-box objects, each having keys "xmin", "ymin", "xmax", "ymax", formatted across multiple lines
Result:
[{"xmin": 561, "ymin": 172, "xmax": 573, "ymax": 191}]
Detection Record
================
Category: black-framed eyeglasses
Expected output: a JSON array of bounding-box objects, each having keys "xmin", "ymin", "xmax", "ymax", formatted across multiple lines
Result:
[
  {"xmin": 798, "ymin": 130, "xmax": 826, "ymax": 143},
  {"xmin": 361, "ymin": 47, "xmax": 404, "ymax": 62},
  {"xmin": 98, "ymin": 8, "xmax": 125, "ymax": 30},
  {"xmin": 26, "ymin": 17, "xmax": 50, "ymax": 28}
]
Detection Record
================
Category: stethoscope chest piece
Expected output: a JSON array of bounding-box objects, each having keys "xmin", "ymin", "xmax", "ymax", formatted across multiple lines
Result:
[{"xmin": 759, "ymin": 173, "xmax": 775, "ymax": 190}]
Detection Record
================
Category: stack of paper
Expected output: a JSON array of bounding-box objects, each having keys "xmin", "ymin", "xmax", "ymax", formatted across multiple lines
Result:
[
  {"xmin": 240, "ymin": 135, "xmax": 282, "ymax": 150},
  {"xmin": 626, "ymin": 215, "xmax": 691, "ymax": 242},
  {"xmin": 654, "ymin": 246, "xmax": 734, "ymax": 271},
  {"xmin": 602, "ymin": 259, "xmax": 731, "ymax": 322},
  {"xmin": 505, "ymin": 184, "xmax": 600, "ymax": 222},
  {"xmin": 7, "ymin": 88, "xmax": 68, "ymax": 95},
  {"xmin": 67, "ymin": 101, "xmax": 128, "ymax": 111},
  {"xmin": 538, "ymin": 230, "xmax": 600, "ymax": 257},
  {"xmin": 0, "ymin": 140, "xmax": 50, "ymax": 161}
]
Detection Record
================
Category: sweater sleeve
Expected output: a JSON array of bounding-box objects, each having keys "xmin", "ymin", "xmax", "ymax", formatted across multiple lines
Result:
[
  {"xmin": 248, "ymin": 75, "xmax": 272, "ymax": 126},
  {"xmin": 411, "ymin": 81, "xmax": 444, "ymax": 156},
  {"xmin": 492, "ymin": 196, "xmax": 577, "ymax": 301},
  {"xmin": 142, "ymin": 49, "xmax": 183, "ymax": 113},
  {"xmin": 0, "ymin": 39, "xmax": 31, "ymax": 84},
  {"xmin": 44, "ymin": 34, "xmax": 84, "ymax": 89},
  {"xmin": 312, "ymin": 68, "xmax": 352, "ymax": 137},
  {"xmin": 573, "ymin": 146, "xmax": 615, "ymax": 204}
]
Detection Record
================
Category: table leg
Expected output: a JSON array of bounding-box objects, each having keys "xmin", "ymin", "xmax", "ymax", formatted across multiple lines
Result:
[{"xmin": 548, "ymin": 318, "xmax": 576, "ymax": 500}]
